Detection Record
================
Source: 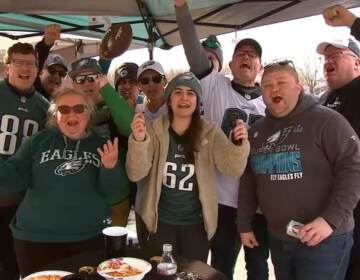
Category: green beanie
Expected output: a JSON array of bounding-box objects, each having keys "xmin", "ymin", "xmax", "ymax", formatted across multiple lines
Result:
[
  {"xmin": 164, "ymin": 72, "xmax": 202, "ymax": 103},
  {"xmin": 202, "ymin": 35, "xmax": 223, "ymax": 71}
]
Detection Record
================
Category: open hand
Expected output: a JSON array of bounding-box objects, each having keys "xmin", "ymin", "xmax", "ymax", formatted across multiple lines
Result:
[
  {"xmin": 131, "ymin": 112, "xmax": 146, "ymax": 142},
  {"xmin": 97, "ymin": 138, "xmax": 119, "ymax": 169}
]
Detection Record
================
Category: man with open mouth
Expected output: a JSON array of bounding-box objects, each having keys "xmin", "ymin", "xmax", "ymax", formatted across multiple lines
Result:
[
  {"xmin": 175, "ymin": 1, "xmax": 268, "ymax": 279},
  {"xmin": 316, "ymin": 4, "xmax": 360, "ymax": 280},
  {"xmin": 0, "ymin": 42, "xmax": 49, "ymax": 280}
]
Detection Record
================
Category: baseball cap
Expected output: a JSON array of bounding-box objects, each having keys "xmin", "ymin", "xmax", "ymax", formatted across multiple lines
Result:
[
  {"xmin": 68, "ymin": 57, "xmax": 102, "ymax": 79},
  {"xmin": 44, "ymin": 53, "xmax": 67, "ymax": 71},
  {"xmin": 114, "ymin": 62, "xmax": 138, "ymax": 90},
  {"xmin": 202, "ymin": 35, "xmax": 223, "ymax": 70},
  {"xmin": 137, "ymin": 60, "xmax": 165, "ymax": 79},
  {"xmin": 164, "ymin": 72, "xmax": 202, "ymax": 103},
  {"xmin": 234, "ymin": 38, "xmax": 262, "ymax": 58},
  {"xmin": 316, "ymin": 38, "xmax": 360, "ymax": 57}
]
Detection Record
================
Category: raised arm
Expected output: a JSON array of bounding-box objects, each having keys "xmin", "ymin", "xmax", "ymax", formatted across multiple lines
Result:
[
  {"xmin": 174, "ymin": 0, "xmax": 212, "ymax": 75},
  {"xmin": 213, "ymin": 120, "xmax": 250, "ymax": 178},
  {"xmin": 98, "ymin": 138, "xmax": 130, "ymax": 196},
  {"xmin": 323, "ymin": 5, "xmax": 360, "ymax": 41},
  {"xmin": 126, "ymin": 113, "xmax": 154, "ymax": 182},
  {"xmin": 99, "ymin": 77, "xmax": 134, "ymax": 137}
]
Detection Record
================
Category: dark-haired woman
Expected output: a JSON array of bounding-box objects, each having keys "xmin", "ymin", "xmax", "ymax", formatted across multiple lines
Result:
[{"xmin": 126, "ymin": 72, "xmax": 250, "ymax": 261}]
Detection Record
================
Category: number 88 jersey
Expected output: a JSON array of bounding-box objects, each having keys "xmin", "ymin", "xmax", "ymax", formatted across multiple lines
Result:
[{"xmin": 0, "ymin": 81, "xmax": 49, "ymax": 158}]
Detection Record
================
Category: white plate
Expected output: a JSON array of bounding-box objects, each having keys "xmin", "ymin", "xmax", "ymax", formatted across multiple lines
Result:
[
  {"xmin": 23, "ymin": 270, "xmax": 72, "ymax": 280},
  {"xmin": 97, "ymin": 257, "xmax": 152, "ymax": 280}
]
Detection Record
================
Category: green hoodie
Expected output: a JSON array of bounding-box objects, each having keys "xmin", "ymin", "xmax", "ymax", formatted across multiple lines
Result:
[{"xmin": 0, "ymin": 128, "xmax": 127, "ymax": 242}]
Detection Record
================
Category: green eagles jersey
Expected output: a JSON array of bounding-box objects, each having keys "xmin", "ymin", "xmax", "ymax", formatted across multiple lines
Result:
[
  {"xmin": 0, "ymin": 128, "xmax": 128, "ymax": 242},
  {"xmin": 158, "ymin": 130, "xmax": 202, "ymax": 225},
  {"xmin": 0, "ymin": 80, "xmax": 49, "ymax": 159}
]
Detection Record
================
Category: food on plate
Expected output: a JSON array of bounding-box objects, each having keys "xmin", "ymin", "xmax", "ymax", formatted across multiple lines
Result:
[
  {"xmin": 98, "ymin": 258, "xmax": 142, "ymax": 277},
  {"xmin": 28, "ymin": 276, "xmax": 62, "ymax": 280}
]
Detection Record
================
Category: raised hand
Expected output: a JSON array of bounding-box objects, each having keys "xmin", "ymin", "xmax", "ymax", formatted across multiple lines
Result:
[
  {"xmin": 44, "ymin": 24, "xmax": 61, "ymax": 46},
  {"xmin": 174, "ymin": 0, "xmax": 187, "ymax": 7},
  {"xmin": 232, "ymin": 119, "xmax": 248, "ymax": 145},
  {"xmin": 323, "ymin": 5, "xmax": 357, "ymax": 28},
  {"xmin": 97, "ymin": 137, "xmax": 119, "ymax": 169},
  {"xmin": 297, "ymin": 217, "xmax": 334, "ymax": 246},
  {"xmin": 131, "ymin": 112, "xmax": 146, "ymax": 142}
]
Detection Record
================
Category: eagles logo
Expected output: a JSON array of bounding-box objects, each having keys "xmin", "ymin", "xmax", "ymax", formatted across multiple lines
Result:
[
  {"xmin": 119, "ymin": 69, "xmax": 128, "ymax": 78},
  {"xmin": 263, "ymin": 126, "xmax": 294, "ymax": 152},
  {"xmin": 55, "ymin": 160, "xmax": 87, "ymax": 176}
]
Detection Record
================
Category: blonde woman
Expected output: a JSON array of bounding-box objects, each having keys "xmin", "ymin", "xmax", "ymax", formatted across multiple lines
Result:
[{"xmin": 0, "ymin": 89, "xmax": 127, "ymax": 277}]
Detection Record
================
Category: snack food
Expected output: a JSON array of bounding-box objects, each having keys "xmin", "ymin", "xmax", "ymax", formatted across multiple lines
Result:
[
  {"xmin": 98, "ymin": 258, "xmax": 141, "ymax": 277},
  {"xmin": 28, "ymin": 275, "xmax": 62, "ymax": 280}
]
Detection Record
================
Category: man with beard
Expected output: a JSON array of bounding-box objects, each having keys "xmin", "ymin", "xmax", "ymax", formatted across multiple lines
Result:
[
  {"xmin": 316, "ymin": 4, "xmax": 360, "ymax": 280},
  {"xmin": 37, "ymin": 53, "xmax": 67, "ymax": 100},
  {"xmin": 0, "ymin": 42, "xmax": 49, "ymax": 280},
  {"xmin": 175, "ymin": 1, "xmax": 268, "ymax": 279},
  {"xmin": 34, "ymin": 24, "xmax": 65, "ymax": 100}
]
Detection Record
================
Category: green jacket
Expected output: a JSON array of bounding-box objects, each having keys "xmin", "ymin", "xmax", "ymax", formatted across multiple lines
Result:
[
  {"xmin": 100, "ymin": 83, "xmax": 134, "ymax": 137},
  {"xmin": 0, "ymin": 128, "xmax": 127, "ymax": 242},
  {"xmin": 126, "ymin": 115, "xmax": 250, "ymax": 239}
]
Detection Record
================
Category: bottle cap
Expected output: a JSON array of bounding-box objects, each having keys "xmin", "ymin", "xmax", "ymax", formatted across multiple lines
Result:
[{"xmin": 163, "ymin": 243, "xmax": 172, "ymax": 252}]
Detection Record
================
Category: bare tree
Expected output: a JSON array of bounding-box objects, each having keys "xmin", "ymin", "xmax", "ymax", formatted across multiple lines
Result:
[{"xmin": 297, "ymin": 55, "xmax": 323, "ymax": 95}]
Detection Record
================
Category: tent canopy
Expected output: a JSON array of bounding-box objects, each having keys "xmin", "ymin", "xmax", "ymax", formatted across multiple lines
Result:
[{"xmin": 0, "ymin": 0, "xmax": 359, "ymax": 51}]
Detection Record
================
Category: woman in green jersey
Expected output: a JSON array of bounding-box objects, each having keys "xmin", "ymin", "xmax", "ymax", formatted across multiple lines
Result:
[
  {"xmin": 126, "ymin": 72, "xmax": 250, "ymax": 261},
  {"xmin": 0, "ymin": 88, "xmax": 127, "ymax": 277}
]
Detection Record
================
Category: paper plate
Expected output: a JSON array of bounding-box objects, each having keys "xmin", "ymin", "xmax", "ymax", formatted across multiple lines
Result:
[
  {"xmin": 97, "ymin": 257, "xmax": 152, "ymax": 280},
  {"xmin": 23, "ymin": 270, "xmax": 72, "ymax": 280}
]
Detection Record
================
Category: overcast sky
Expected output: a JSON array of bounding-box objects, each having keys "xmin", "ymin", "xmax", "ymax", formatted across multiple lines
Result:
[{"xmin": 110, "ymin": 7, "xmax": 360, "ymax": 77}]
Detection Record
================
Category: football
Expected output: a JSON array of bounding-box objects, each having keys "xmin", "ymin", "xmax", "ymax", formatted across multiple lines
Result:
[{"xmin": 100, "ymin": 23, "xmax": 133, "ymax": 59}]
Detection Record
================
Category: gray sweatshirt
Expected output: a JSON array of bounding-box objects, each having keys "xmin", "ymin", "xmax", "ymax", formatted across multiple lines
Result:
[{"xmin": 237, "ymin": 94, "xmax": 360, "ymax": 240}]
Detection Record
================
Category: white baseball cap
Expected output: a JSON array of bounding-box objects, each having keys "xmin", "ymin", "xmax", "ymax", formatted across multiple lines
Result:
[
  {"xmin": 316, "ymin": 38, "xmax": 360, "ymax": 57},
  {"xmin": 137, "ymin": 60, "xmax": 165, "ymax": 78}
]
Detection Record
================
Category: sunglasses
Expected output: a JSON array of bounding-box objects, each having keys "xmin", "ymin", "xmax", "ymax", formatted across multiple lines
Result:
[
  {"xmin": 48, "ymin": 67, "xmax": 67, "ymax": 78},
  {"xmin": 263, "ymin": 59, "xmax": 296, "ymax": 71},
  {"xmin": 139, "ymin": 75, "xmax": 163, "ymax": 85},
  {"xmin": 74, "ymin": 74, "xmax": 99, "ymax": 84},
  {"xmin": 57, "ymin": 104, "xmax": 87, "ymax": 114}
]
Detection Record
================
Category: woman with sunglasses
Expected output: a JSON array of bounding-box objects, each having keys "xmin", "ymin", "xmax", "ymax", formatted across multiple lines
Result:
[
  {"xmin": 0, "ymin": 88, "xmax": 127, "ymax": 277},
  {"xmin": 126, "ymin": 72, "xmax": 250, "ymax": 261}
]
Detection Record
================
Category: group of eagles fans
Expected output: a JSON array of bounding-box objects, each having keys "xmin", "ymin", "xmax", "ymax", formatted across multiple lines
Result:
[{"xmin": 0, "ymin": 2, "xmax": 360, "ymax": 280}]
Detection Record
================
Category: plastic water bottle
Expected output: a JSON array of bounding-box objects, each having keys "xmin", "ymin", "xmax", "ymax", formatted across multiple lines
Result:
[{"xmin": 157, "ymin": 243, "xmax": 177, "ymax": 276}]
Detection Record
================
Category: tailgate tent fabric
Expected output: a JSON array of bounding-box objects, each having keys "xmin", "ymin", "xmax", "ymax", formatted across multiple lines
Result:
[{"xmin": 0, "ymin": 0, "xmax": 359, "ymax": 55}]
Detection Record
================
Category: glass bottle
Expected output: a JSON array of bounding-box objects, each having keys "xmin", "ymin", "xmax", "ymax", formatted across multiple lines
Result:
[{"xmin": 157, "ymin": 243, "xmax": 178, "ymax": 276}]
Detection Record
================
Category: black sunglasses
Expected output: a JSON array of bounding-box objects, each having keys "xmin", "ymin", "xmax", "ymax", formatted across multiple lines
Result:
[
  {"xmin": 57, "ymin": 104, "xmax": 87, "ymax": 114},
  {"xmin": 48, "ymin": 67, "xmax": 67, "ymax": 78},
  {"xmin": 139, "ymin": 75, "xmax": 163, "ymax": 85},
  {"xmin": 264, "ymin": 60, "xmax": 295, "ymax": 71},
  {"xmin": 74, "ymin": 74, "xmax": 99, "ymax": 84}
]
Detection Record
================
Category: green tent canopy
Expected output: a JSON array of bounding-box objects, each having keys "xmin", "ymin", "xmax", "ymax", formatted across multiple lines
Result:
[{"xmin": 0, "ymin": 0, "xmax": 358, "ymax": 53}]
